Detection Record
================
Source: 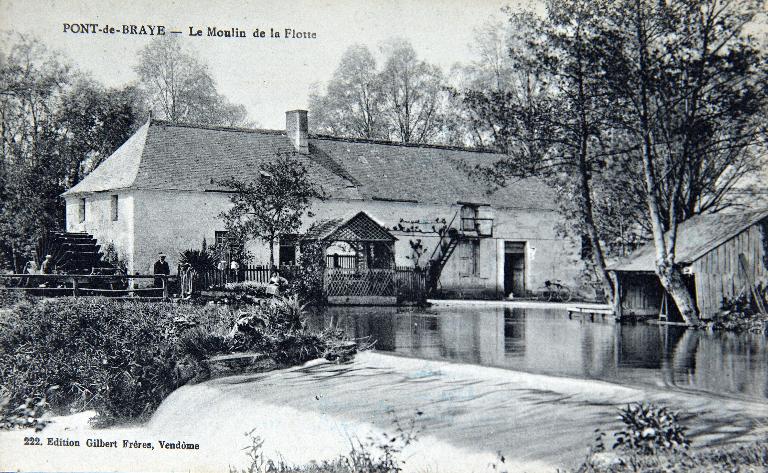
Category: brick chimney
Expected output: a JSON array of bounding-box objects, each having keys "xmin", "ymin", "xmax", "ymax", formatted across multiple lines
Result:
[{"xmin": 286, "ymin": 110, "xmax": 309, "ymax": 154}]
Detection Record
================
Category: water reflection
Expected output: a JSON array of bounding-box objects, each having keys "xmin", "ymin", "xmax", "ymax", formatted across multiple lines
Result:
[{"xmin": 307, "ymin": 305, "xmax": 768, "ymax": 400}]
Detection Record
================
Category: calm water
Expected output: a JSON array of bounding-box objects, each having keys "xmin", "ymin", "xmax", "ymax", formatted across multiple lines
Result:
[{"xmin": 308, "ymin": 304, "xmax": 768, "ymax": 401}]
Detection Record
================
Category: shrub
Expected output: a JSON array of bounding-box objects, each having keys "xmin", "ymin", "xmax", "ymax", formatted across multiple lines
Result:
[
  {"xmin": 613, "ymin": 402, "xmax": 690, "ymax": 454},
  {"xmin": 285, "ymin": 240, "xmax": 326, "ymax": 307},
  {"xmin": 0, "ymin": 297, "xmax": 228, "ymax": 425},
  {"xmin": 707, "ymin": 289, "xmax": 768, "ymax": 333},
  {"xmin": 179, "ymin": 248, "xmax": 217, "ymax": 272}
]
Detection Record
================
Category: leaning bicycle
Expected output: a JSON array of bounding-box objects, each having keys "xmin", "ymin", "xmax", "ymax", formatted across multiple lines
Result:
[{"xmin": 536, "ymin": 279, "xmax": 572, "ymax": 302}]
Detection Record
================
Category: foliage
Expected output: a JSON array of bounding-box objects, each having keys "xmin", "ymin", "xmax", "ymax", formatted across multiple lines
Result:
[
  {"xmin": 286, "ymin": 239, "xmax": 327, "ymax": 307},
  {"xmin": 613, "ymin": 403, "xmax": 690, "ymax": 455},
  {"xmin": 309, "ymin": 39, "xmax": 448, "ymax": 144},
  {"xmin": 101, "ymin": 242, "xmax": 128, "ymax": 273},
  {"xmin": 0, "ymin": 389, "xmax": 52, "ymax": 431},
  {"xmin": 706, "ymin": 289, "xmax": 768, "ymax": 333},
  {"xmin": 308, "ymin": 44, "xmax": 385, "ymax": 140},
  {"xmin": 217, "ymin": 154, "xmax": 324, "ymax": 268},
  {"xmin": 0, "ymin": 296, "xmax": 350, "ymax": 428},
  {"xmin": 0, "ymin": 35, "xmax": 143, "ymax": 272},
  {"xmin": 135, "ymin": 35, "xmax": 249, "ymax": 126},
  {"xmin": 179, "ymin": 248, "xmax": 217, "ymax": 272},
  {"xmin": 579, "ymin": 439, "xmax": 768, "ymax": 473},
  {"xmin": 0, "ymin": 298, "xmax": 235, "ymax": 425}
]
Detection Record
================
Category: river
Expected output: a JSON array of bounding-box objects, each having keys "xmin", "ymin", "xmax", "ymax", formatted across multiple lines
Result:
[{"xmin": 2, "ymin": 302, "xmax": 766, "ymax": 473}]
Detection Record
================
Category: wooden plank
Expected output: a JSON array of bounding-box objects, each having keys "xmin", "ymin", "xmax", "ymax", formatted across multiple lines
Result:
[
  {"xmin": 566, "ymin": 306, "xmax": 614, "ymax": 315},
  {"xmin": 739, "ymin": 253, "xmax": 767, "ymax": 315}
]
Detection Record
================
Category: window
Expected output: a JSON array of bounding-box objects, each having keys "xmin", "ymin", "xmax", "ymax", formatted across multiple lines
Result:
[
  {"xmin": 279, "ymin": 234, "xmax": 299, "ymax": 266},
  {"xmin": 78, "ymin": 198, "xmax": 86, "ymax": 223},
  {"xmin": 111, "ymin": 195, "xmax": 119, "ymax": 221},
  {"xmin": 460, "ymin": 205, "xmax": 477, "ymax": 232},
  {"xmin": 214, "ymin": 231, "xmax": 229, "ymax": 248}
]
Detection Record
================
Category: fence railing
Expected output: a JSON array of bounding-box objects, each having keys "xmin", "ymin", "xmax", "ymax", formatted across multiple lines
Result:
[
  {"xmin": 325, "ymin": 255, "xmax": 357, "ymax": 269},
  {"xmin": 323, "ymin": 266, "xmax": 426, "ymax": 301},
  {"xmin": 0, "ymin": 273, "xmax": 176, "ymax": 299}
]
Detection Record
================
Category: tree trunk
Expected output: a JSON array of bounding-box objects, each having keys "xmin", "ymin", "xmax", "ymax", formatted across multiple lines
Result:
[
  {"xmin": 269, "ymin": 239, "xmax": 275, "ymax": 269},
  {"xmin": 632, "ymin": 0, "xmax": 700, "ymax": 326},
  {"xmin": 657, "ymin": 262, "xmax": 700, "ymax": 326}
]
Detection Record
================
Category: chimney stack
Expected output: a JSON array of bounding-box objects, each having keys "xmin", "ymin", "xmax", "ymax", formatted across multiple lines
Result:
[{"xmin": 286, "ymin": 110, "xmax": 309, "ymax": 154}]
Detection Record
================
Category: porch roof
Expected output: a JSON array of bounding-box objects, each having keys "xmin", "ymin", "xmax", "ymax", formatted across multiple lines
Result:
[{"xmin": 303, "ymin": 211, "xmax": 396, "ymax": 243}]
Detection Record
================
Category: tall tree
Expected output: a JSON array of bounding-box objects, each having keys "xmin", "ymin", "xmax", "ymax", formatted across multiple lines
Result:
[
  {"xmin": 606, "ymin": 0, "xmax": 767, "ymax": 324},
  {"xmin": 308, "ymin": 45, "xmax": 385, "ymax": 139},
  {"xmin": 379, "ymin": 39, "xmax": 446, "ymax": 144},
  {"xmin": 57, "ymin": 80, "xmax": 144, "ymax": 187},
  {"xmin": 136, "ymin": 36, "xmax": 248, "ymax": 127},
  {"xmin": 463, "ymin": 1, "xmax": 625, "ymax": 303},
  {"xmin": 217, "ymin": 154, "xmax": 324, "ymax": 267},
  {"xmin": 0, "ymin": 35, "xmax": 144, "ymax": 271},
  {"xmin": 0, "ymin": 36, "xmax": 71, "ymax": 271}
]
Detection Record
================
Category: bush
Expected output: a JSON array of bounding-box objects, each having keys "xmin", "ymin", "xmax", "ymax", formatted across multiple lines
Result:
[
  {"xmin": 0, "ymin": 297, "xmax": 229, "ymax": 425},
  {"xmin": 285, "ymin": 241, "xmax": 326, "ymax": 307},
  {"xmin": 613, "ymin": 402, "xmax": 690, "ymax": 454},
  {"xmin": 0, "ymin": 295, "xmax": 351, "ymax": 429},
  {"xmin": 707, "ymin": 290, "xmax": 768, "ymax": 333}
]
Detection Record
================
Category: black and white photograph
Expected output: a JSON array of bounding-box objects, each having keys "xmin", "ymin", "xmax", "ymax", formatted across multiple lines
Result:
[{"xmin": 0, "ymin": 0, "xmax": 767, "ymax": 471}]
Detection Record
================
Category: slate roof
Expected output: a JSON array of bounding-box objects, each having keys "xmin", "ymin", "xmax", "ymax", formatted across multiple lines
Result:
[
  {"xmin": 64, "ymin": 119, "xmax": 556, "ymax": 209},
  {"xmin": 609, "ymin": 208, "xmax": 768, "ymax": 272}
]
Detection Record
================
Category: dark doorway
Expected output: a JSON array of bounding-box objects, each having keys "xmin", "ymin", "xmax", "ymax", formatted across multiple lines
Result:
[{"xmin": 504, "ymin": 242, "xmax": 526, "ymax": 297}]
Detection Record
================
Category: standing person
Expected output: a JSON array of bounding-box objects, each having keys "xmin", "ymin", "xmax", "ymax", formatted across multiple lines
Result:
[
  {"xmin": 153, "ymin": 253, "xmax": 170, "ymax": 288},
  {"xmin": 40, "ymin": 255, "xmax": 53, "ymax": 274},
  {"xmin": 230, "ymin": 259, "xmax": 240, "ymax": 283}
]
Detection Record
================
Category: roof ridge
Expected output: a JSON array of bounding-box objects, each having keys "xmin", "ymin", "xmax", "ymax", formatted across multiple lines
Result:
[
  {"xmin": 311, "ymin": 134, "xmax": 502, "ymax": 154},
  {"xmin": 149, "ymin": 118, "xmax": 286, "ymax": 136},
  {"xmin": 148, "ymin": 118, "xmax": 501, "ymax": 154}
]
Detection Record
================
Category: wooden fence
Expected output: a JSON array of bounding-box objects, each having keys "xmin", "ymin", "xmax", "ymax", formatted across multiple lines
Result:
[
  {"xmin": 0, "ymin": 273, "xmax": 176, "ymax": 299},
  {"xmin": 199, "ymin": 265, "xmax": 273, "ymax": 288},
  {"xmin": 325, "ymin": 255, "xmax": 357, "ymax": 269}
]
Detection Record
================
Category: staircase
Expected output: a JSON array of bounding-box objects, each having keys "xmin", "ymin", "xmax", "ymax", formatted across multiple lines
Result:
[{"xmin": 37, "ymin": 231, "xmax": 112, "ymax": 274}]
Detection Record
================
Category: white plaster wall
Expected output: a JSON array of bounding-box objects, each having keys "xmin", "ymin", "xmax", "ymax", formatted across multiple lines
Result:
[
  {"xmin": 78, "ymin": 189, "xmax": 584, "ymax": 296},
  {"xmin": 64, "ymin": 192, "xmax": 135, "ymax": 271}
]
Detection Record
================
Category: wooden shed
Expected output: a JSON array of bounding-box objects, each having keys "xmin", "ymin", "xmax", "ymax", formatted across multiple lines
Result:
[{"xmin": 609, "ymin": 209, "xmax": 768, "ymax": 321}]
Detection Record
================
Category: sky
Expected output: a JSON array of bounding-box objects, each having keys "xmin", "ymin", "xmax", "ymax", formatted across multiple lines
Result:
[{"xmin": 0, "ymin": 0, "xmax": 527, "ymax": 129}]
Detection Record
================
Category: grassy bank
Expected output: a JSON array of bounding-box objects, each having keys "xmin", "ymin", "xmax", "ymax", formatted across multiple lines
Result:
[
  {"xmin": 578, "ymin": 440, "xmax": 768, "ymax": 473},
  {"xmin": 0, "ymin": 295, "xmax": 346, "ymax": 428}
]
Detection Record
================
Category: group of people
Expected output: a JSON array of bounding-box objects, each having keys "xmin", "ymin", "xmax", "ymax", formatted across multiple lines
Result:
[
  {"xmin": 152, "ymin": 252, "xmax": 289, "ymax": 299},
  {"xmin": 23, "ymin": 255, "xmax": 54, "ymax": 275}
]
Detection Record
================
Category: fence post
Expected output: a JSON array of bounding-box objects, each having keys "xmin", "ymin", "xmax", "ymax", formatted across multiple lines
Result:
[
  {"xmin": 72, "ymin": 277, "xmax": 78, "ymax": 298},
  {"xmin": 162, "ymin": 276, "xmax": 169, "ymax": 300}
]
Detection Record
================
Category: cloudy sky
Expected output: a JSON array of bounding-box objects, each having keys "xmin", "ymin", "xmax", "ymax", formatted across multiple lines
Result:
[{"xmin": 1, "ymin": 0, "xmax": 530, "ymax": 128}]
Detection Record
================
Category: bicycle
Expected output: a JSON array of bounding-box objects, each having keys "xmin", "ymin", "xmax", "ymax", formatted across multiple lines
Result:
[{"xmin": 536, "ymin": 279, "xmax": 572, "ymax": 302}]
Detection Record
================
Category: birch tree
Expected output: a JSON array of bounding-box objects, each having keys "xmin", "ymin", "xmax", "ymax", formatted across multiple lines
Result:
[{"xmin": 606, "ymin": 0, "xmax": 767, "ymax": 324}]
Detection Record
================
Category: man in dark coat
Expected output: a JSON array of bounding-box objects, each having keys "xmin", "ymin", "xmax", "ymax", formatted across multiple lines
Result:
[{"xmin": 153, "ymin": 253, "xmax": 170, "ymax": 288}]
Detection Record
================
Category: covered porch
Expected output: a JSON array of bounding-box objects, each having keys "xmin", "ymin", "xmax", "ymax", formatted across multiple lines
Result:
[{"xmin": 303, "ymin": 212, "xmax": 398, "ymax": 305}]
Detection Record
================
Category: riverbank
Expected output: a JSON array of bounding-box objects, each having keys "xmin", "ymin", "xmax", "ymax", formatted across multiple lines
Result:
[{"xmin": 2, "ymin": 351, "xmax": 765, "ymax": 472}]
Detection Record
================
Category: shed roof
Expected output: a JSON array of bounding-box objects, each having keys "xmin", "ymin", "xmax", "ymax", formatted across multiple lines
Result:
[
  {"xmin": 64, "ymin": 119, "xmax": 556, "ymax": 209},
  {"xmin": 609, "ymin": 208, "xmax": 768, "ymax": 272},
  {"xmin": 303, "ymin": 211, "xmax": 396, "ymax": 242}
]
